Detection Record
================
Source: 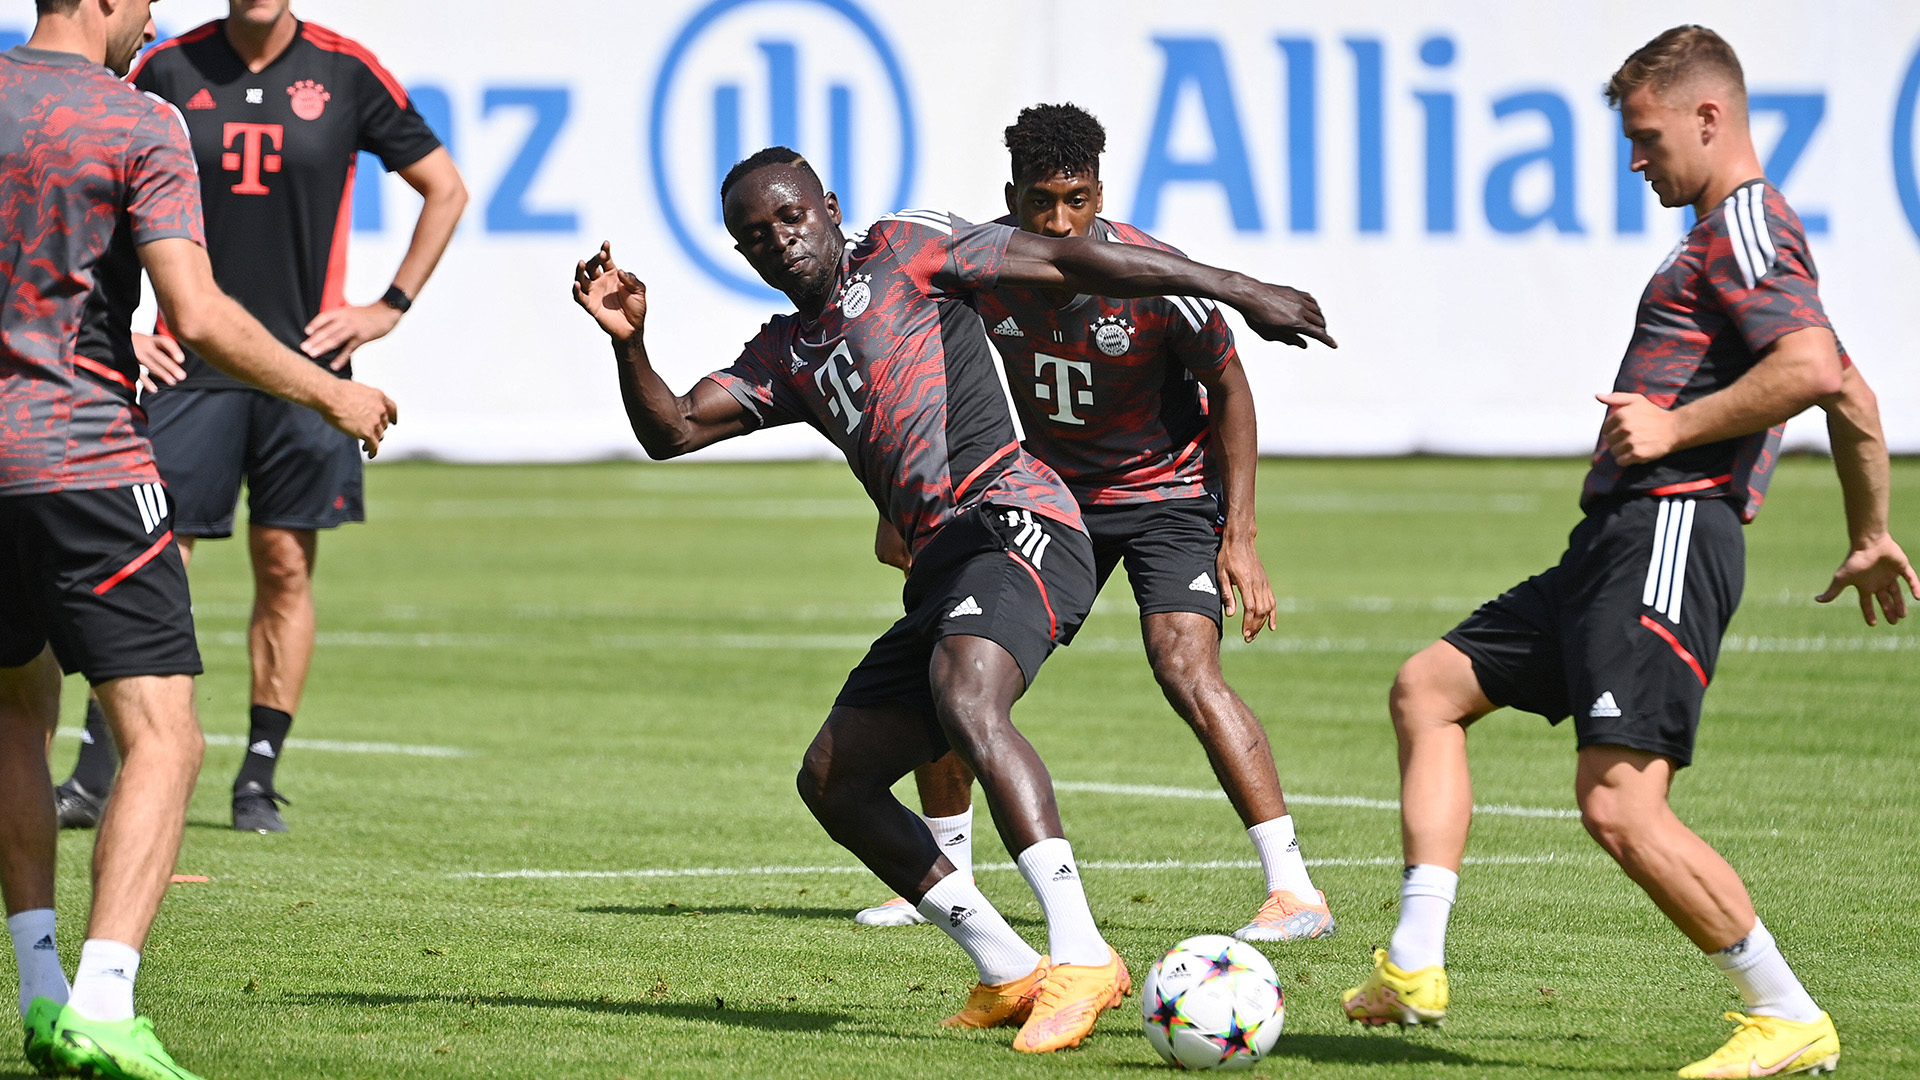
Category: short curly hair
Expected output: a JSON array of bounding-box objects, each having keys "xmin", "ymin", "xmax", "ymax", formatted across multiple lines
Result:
[
  {"xmin": 720, "ymin": 145, "xmax": 821, "ymax": 201},
  {"xmin": 1606, "ymin": 25, "xmax": 1746, "ymax": 110},
  {"xmin": 1003, "ymin": 103, "xmax": 1106, "ymax": 183}
]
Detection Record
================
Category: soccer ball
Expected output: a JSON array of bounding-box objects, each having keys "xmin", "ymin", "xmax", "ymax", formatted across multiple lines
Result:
[{"xmin": 1141, "ymin": 935, "xmax": 1285, "ymax": 1070}]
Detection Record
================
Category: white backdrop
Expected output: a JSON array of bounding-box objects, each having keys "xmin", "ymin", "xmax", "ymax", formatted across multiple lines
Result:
[{"xmin": 13, "ymin": 1, "xmax": 1917, "ymax": 460}]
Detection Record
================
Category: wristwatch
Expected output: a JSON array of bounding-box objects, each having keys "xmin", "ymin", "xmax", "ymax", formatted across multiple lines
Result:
[{"xmin": 380, "ymin": 284, "xmax": 413, "ymax": 313}]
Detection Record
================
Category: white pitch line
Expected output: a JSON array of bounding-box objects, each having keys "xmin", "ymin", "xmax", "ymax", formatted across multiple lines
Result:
[
  {"xmin": 452, "ymin": 854, "xmax": 1579, "ymax": 880},
  {"xmin": 1053, "ymin": 780, "xmax": 1581, "ymax": 819},
  {"xmin": 54, "ymin": 729, "xmax": 472, "ymax": 758}
]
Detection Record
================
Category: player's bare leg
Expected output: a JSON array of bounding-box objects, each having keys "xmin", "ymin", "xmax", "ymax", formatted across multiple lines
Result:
[
  {"xmin": 0, "ymin": 648, "xmax": 63, "ymax": 916},
  {"xmin": 915, "ymin": 752, "xmax": 973, "ymax": 818},
  {"xmin": 1141, "ymin": 611, "xmax": 1332, "ymax": 940},
  {"xmin": 1342, "ymin": 640, "xmax": 1493, "ymax": 1025},
  {"xmin": 87, "ymin": 675, "xmax": 201, "ymax": 950},
  {"xmin": 1574, "ymin": 746, "xmax": 1754, "ymax": 950},
  {"xmin": 851, "ymin": 751, "xmax": 974, "ymax": 926},
  {"xmin": 234, "ymin": 525, "xmax": 317, "ymax": 831}
]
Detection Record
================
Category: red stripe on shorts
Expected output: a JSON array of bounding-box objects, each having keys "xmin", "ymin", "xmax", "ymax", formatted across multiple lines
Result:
[
  {"xmin": 1648, "ymin": 474, "xmax": 1731, "ymax": 497},
  {"xmin": 1007, "ymin": 552, "xmax": 1056, "ymax": 640},
  {"xmin": 1639, "ymin": 614, "xmax": 1707, "ymax": 687},
  {"xmin": 94, "ymin": 531, "xmax": 173, "ymax": 596}
]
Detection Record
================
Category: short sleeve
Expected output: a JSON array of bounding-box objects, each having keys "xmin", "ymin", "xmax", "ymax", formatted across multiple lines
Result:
[
  {"xmin": 873, "ymin": 211, "xmax": 1013, "ymax": 298},
  {"xmin": 1704, "ymin": 185, "xmax": 1832, "ymax": 356},
  {"xmin": 126, "ymin": 97, "xmax": 205, "ymax": 247},
  {"xmin": 353, "ymin": 55, "xmax": 440, "ymax": 172},
  {"xmin": 703, "ymin": 320, "xmax": 807, "ymax": 431},
  {"xmin": 1163, "ymin": 295, "xmax": 1238, "ymax": 378}
]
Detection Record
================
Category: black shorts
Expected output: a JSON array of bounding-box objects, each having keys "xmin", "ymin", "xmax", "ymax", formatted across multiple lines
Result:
[
  {"xmin": 1085, "ymin": 495, "xmax": 1225, "ymax": 629},
  {"xmin": 0, "ymin": 485, "xmax": 202, "ymax": 684},
  {"xmin": 834, "ymin": 503, "xmax": 1096, "ymax": 720},
  {"xmin": 1443, "ymin": 496, "xmax": 1743, "ymax": 767},
  {"xmin": 145, "ymin": 387, "xmax": 363, "ymax": 537}
]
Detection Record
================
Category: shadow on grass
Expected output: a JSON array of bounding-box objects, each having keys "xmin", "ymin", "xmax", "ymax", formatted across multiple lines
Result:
[
  {"xmin": 577, "ymin": 903, "xmax": 1045, "ymax": 928},
  {"xmin": 1258, "ymin": 1033, "xmax": 1484, "ymax": 1067},
  {"xmin": 286, "ymin": 990, "xmax": 852, "ymax": 1033}
]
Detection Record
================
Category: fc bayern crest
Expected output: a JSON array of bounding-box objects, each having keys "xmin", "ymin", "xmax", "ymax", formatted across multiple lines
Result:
[
  {"xmin": 1093, "ymin": 315, "xmax": 1134, "ymax": 356},
  {"xmin": 288, "ymin": 80, "xmax": 330, "ymax": 121},
  {"xmin": 839, "ymin": 273, "xmax": 872, "ymax": 319}
]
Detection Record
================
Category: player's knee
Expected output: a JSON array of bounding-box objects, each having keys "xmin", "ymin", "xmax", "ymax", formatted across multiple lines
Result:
[
  {"xmin": 1577, "ymin": 787, "xmax": 1646, "ymax": 859},
  {"xmin": 1390, "ymin": 647, "xmax": 1469, "ymax": 732},
  {"xmin": 1146, "ymin": 637, "xmax": 1224, "ymax": 716}
]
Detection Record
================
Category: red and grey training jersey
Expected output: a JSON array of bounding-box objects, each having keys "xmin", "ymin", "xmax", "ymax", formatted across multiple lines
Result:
[
  {"xmin": 0, "ymin": 46, "xmax": 204, "ymax": 496},
  {"xmin": 130, "ymin": 20, "xmax": 440, "ymax": 388},
  {"xmin": 1582, "ymin": 180, "xmax": 1848, "ymax": 523},
  {"xmin": 707, "ymin": 211, "xmax": 1085, "ymax": 554},
  {"xmin": 973, "ymin": 217, "xmax": 1238, "ymax": 506}
]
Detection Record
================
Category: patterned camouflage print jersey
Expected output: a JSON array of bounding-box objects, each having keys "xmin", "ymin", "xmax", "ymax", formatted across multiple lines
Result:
[
  {"xmin": 1582, "ymin": 179, "xmax": 1848, "ymax": 523},
  {"xmin": 0, "ymin": 46, "xmax": 205, "ymax": 495},
  {"xmin": 708, "ymin": 211, "xmax": 1084, "ymax": 553},
  {"xmin": 973, "ymin": 216, "xmax": 1238, "ymax": 506}
]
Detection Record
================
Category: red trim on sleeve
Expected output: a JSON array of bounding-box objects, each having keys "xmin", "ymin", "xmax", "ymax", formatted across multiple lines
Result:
[
  {"xmin": 1648, "ymin": 474, "xmax": 1731, "ymax": 497},
  {"xmin": 1007, "ymin": 551, "xmax": 1057, "ymax": 640},
  {"xmin": 300, "ymin": 23, "xmax": 409, "ymax": 107},
  {"xmin": 1638, "ymin": 615, "xmax": 1708, "ymax": 687},
  {"xmin": 94, "ymin": 531, "xmax": 174, "ymax": 595},
  {"xmin": 320, "ymin": 155, "xmax": 356, "ymax": 314},
  {"xmin": 955, "ymin": 441, "xmax": 1018, "ymax": 502},
  {"xmin": 126, "ymin": 21, "xmax": 221, "ymax": 83},
  {"xmin": 71, "ymin": 355, "xmax": 135, "ymax": 391}
]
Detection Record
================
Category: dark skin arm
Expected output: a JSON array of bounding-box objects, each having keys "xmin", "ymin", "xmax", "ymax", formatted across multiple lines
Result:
[
  {"xmin": 1196, "ymin": 357, "xmax": 1275, "ymax": 641},
  {"xmin": 572, "ymin": 243, "xmax": 756, "ymax": 459},
  {"xmin": 999, "ymin": 232, "xmax": 1336, "ymax": 349}
]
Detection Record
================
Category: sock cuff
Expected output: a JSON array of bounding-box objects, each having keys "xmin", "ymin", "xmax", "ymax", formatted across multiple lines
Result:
[
  {"xmin": 6, "ymin": 910, "xmax": 56, "ymax": 937},
  {"xmin": 1014, "ymin": 836, "xmax": 1074, "ymax": 876},
  {"xmin": 922, "ymin": 807, "xmax": 973, "ymax": 832},
  {"xmin": 77, "ymin": 939, "xmax": 140, "ymax": 970},
  {"xmin": 1709, "ymin": 918, "xmax": 1775, "ymax": 973},
  {"xmin": 248, "ymin": 703, "xmax": 293, "ymax": 727},
  {"xmin": 1247, "ymin": 815, "xmax": 1297, "ymax": 845},
  {"xmin": 1401, "ymin": 864, "xmax": 1460, "ymax": 904}
]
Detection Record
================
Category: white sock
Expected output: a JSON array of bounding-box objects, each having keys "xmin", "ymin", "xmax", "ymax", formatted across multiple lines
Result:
[
  {"xmin": 1247, "ymin": 815, "xmax": 1318, "ymax": 899},
  {"xmin": 67, "ymin": 939, "xmax": 139, "ymax": 1023},
  {"xmin": 7, "ymin": 910, "xmax": 68, "ymax": 1016},
  {"xmin": 1015, "ymin": 838, "xmax": 1109, "ymax": 968},
  {"xmin": 916, "ymin": 874, "xmax": 1041, "ymax": 985},
  {"xmin": 1387, "ymin": 864, "xmax": 1458, "ymax": 971},
  {"xmin": 1708, "ymin": 919, "xmax": 1822, "ymax": 1023},
  {"xmin": 924, "ymin": 807, "xmax": 975, "ymax": 880}
]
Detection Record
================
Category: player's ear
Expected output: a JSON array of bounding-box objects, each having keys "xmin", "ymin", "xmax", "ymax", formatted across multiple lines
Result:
[
  {"xmin": 1093, "ymin": 179, "xmax": 1104, "ymax": 215},
  {"xmin": 824, "ymin": 190, "xmax": 841, "ymax": 227},
  {"xmin": 1004, "ymin": 181, "xmax": 1017, "ymax": 218}
]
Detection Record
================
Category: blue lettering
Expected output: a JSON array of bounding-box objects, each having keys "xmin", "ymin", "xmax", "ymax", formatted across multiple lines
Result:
[
  {"xmin": 828, "ymin": 84, "xmax": 854, "ymax": 210},
  {"xmin": 0, "ymin": 28, "xmax": 25, "ymax": 51},
  {"xmin": 712, "ymin": 85, "xmax": 739, "ymax": 223},
  {"xmin": 1484, "ymin": 90, "xmax": 1582, "ymax": 234},
  {"xmin": 1346, "ymin": 38, "xmax": 1385, "ymax": 232},
  {"xmin": 1276, "ymin": 38, "xmax": 1316, "ymax": 232},
  {"xmin": 1132, "ymin": 37, "xmax": 1262, "ymax": 232},
  {"xmin": 1415, "ymin": 35, "xmax": 1457, "ymax": 234},
  {"xmin": 482, "ymin": 87, "xmax": 577, "ymax": 233},
  {"xmin": 1898, "ymin": 39, "xmax": 1920, "ymax": 249},
  {"xmin": 1749, "ymin": 93, "xmax": 1827, "ymax": 233},
  {"xmin": 355, "ymin": 85, "xmax": 454, "ymax": 233},
  {"xmin": 1615, "ymin": 133, "xmax": 1645, "ymax": 234},
  {"xmin": 758, "ymin": 41, "xmax": 799, "ymax": 147}
]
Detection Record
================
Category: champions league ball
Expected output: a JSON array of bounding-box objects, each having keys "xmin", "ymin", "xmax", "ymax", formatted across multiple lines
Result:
[{"xmin": 1141, "ymin": 935, "xmax": 1285, "ymax": 1070}]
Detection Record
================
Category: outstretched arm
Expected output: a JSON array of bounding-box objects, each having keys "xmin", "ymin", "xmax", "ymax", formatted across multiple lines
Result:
[
  {"xmin": 572, "ymin": 243, "xmax": 755, "ymax": 459},
  {"xmin": 1813, "ymin": 364, "xmax": 1917, "ymax": 625},
  {"xmin": 1597, "ymin": 326, "xmax": 1844, "ymax": 465},
  {"xmin": 998, "ymin": 232, "xmax": 1334, "ymax": 349},
  {"xmin": 1198, "ymin": 359, "xmax": 1274, "ymax": 641}
]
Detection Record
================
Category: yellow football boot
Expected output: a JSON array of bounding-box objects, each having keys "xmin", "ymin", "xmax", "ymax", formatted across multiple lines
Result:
[
  {"xmin": 1677, "ymin": 1011, "xmax": 1839, "ymax": 1078},
  {"xmin": 940, "ymin": 956, "xmax": 1048, "ymax": 1029},
  {"xmin": 1012, "ymin": 948, "xmax": 1127, "ymax": 1052},
  {"xmin": 1341, "ymin": 947, "xmax": 1448, "ymax": 1026}
]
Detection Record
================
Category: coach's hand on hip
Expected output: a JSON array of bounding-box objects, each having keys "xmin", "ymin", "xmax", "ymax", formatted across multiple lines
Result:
[
  {"xmin": 1596, "ymin": 392, "xmax": 1680, "ymax": 465},
  {"xmin": 573, "ymin": 242, "xmax": 649, "ymax": 342},
  {"xmin": 302, "ymin": 301, "xmax": 405, "ymax": 370},
  {"xmin": 319, "ymin": 380, "xmax": 400, "ymax": 458},
  {"xmin": 132, "ymin": 332, "xmax": 187, "ymax": 393}
]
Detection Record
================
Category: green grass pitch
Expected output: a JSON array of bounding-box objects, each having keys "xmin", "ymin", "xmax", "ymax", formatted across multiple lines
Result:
[{"xmin": 33, "ymin": 456, "xmax": 1919, "ymax": 1079}]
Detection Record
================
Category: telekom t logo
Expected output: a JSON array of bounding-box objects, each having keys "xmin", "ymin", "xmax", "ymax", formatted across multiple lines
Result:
[
  {"xmin": 221, "ymin": 122, "xmax": 284, "ymax": 195},
  {"xmin": 1033, "ymin": 353, "xmax": 1093, "ymax": 425},
  {"xmin": 811, "ymin": 341, "xmax": 864, "ymax": 434}
]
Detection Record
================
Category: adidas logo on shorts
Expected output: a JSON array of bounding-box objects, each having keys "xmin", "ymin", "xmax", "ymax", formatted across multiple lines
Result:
[
  {"xmin": 949, "ymin": 596, "xmax": 983, "ymax": 618},
  {"xmin": 1589, "ymin": 692, "xmax": 1622, "ymax": 718},
  {"xmin": 1188, "ymin": 574, "xmax": 1218, "ymax": 595},
  {"xmin": 992, "ymin": 317, "xmax": 1023, "ymax": 337}
]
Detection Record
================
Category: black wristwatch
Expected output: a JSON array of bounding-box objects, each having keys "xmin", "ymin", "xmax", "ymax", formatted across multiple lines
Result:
[{"xmin": 380, "ymin": 284, "xmax": 413, "ymax": 313}]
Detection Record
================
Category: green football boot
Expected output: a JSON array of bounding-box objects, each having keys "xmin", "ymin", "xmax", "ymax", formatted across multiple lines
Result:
[
  {"xmin": 47, "ymin": 1007, "xmax": 204, "ymax": 1080},
  {"xmin": 23, "ymin": 996, "xmax": 64, "ymax": 1076}
]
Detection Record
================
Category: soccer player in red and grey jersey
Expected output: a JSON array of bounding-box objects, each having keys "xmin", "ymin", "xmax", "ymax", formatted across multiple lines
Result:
[
  {"xmin": 857, "ymin": 104, "xmax": 1336, "ymax": 945},
  {"xmin": 1343, "ymin": 27, "xmax": 1915, "ymax": 1076},
  {"xmin": 573, "ymin": 146, "xmax": 1331, "ymax": 1052},
  {"xmin": 52, "ymin": 0, "xmax": 466, "ymax": 834},
  {"xmin": 1, "ymin": 0, "xmax": 395, "ymax": 1072}
]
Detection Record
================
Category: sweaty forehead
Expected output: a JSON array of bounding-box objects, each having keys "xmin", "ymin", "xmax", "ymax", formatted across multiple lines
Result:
[{"xmin": 724, "ymin": 167, "xmax": 819, "ymax": 225}]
